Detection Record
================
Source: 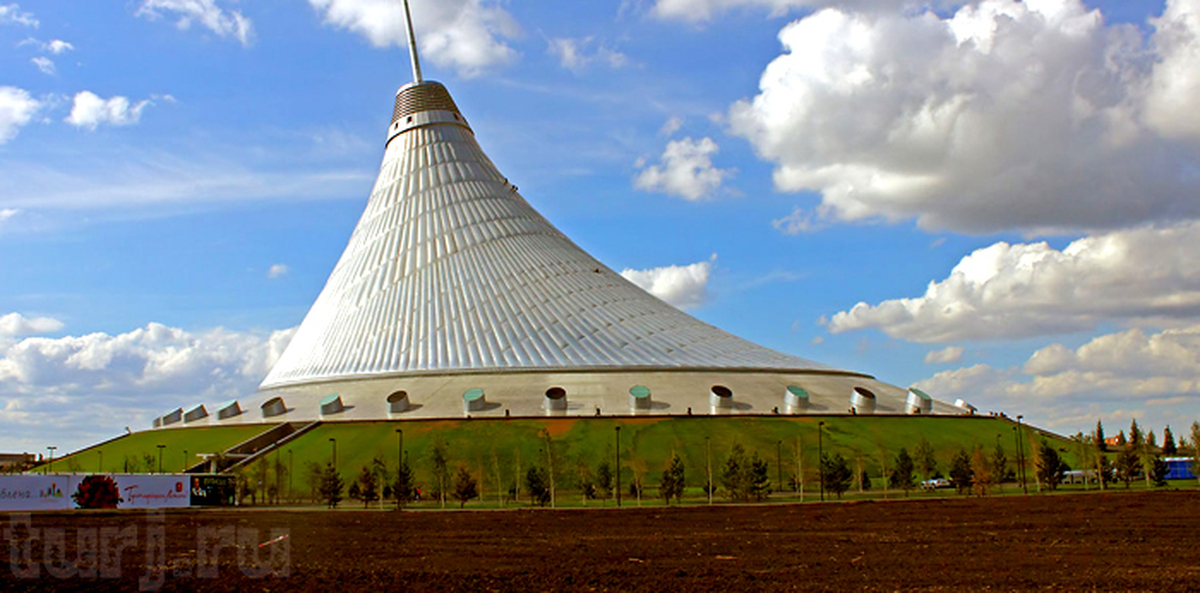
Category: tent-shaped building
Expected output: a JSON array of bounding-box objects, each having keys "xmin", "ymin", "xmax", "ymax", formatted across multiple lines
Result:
[{"xmin": 156, "ymin": 5, "xmax": 969, "ymax": 428}]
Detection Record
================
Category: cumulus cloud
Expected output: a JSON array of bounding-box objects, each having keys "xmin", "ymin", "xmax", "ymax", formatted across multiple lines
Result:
[
  {"xmin": 31, "ymin": 56, "xmax": 54, "ymax": 75},
  {"xmin": 0, "ymin": 86, "xmax": 39, "ymax": 145},
  {"xmin": 0, "ymin": 208, "xmax": 16, "ymax": 224},
  {"xmin": 915, "ymin": 324, "xmax": 1200, "ymax": 430},
  {"xmin": 830, "ymin": 222, "xmax": 1200, "ymax": 342},
  {"xmin": 266, "ymin": 264, "xmax": 289, "ymax": 279},
  {"xmin": 621, "ymin": 256, "xmax": 715, "ymax": 310},
  {"xmin": 0, "ymin": 3, "xmax": 37, "ymax": 27},
  {"xmin": 728, "ymin": 0, "xmax": 1200, "ymax": 234},
  {"xmin": 307, "ymin": 0, "xmax": 520, "ymax": 78},
  {"xmin": 46, "ymin": 39, "xmax": 73, "ymax": 54},
  {"xmin": 64, "ymin": 91, "xmax": 152, "ymax": 130},
  {"xmin": 136, "ymin": 0, "xmax": 253, "ymax": 46},
  {"xmin": 0, "ymin": 321, "xmax": 296, "ymax": 450},
  {"xmin": 548, "ymin": 37, "xmax": 628, "ymax": 71},
  {"xmin": 924, "ymin": 346, "xmax": 964, "ymax": 364},
  {"xmin": 635, "ymin": 137, "xmax": 732, "ymax": 201},
  {"xmin": 0, "ymin": 313, "xmax": 63, "ymax": 338}
]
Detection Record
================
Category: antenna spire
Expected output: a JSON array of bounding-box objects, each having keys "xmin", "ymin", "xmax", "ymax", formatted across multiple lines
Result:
[{"xmin": 401, "ymin": 0, "xmax": 423, "ymax": 83}]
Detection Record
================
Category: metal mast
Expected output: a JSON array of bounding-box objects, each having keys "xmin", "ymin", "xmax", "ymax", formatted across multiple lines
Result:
[{"xmin": 402, "ymin": 0, "xmax": 423, "ymax": 83}]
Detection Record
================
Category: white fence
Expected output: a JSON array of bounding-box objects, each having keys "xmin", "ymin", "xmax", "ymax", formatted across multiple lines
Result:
[{"xmin": 0, "ymin": 474, "xmax": 229, "ymax": 511}]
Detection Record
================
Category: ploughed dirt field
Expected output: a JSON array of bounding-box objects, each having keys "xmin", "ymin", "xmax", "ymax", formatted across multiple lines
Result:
[{"xmin": 3, "ymin": 489, "xmax": 1198, "ymax": 591}]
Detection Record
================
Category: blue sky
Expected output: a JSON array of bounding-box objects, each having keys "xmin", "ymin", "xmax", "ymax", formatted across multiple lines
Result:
[{"xmin": 3, "ymin": 0, "xmax": 1198, "ymax": 452}]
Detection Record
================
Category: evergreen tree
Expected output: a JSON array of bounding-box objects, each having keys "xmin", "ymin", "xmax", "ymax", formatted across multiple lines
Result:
[
  {"xmin": 1162, "ymin": 426, "xmax": 1178, "ymax": 455},
  {"xmin": 1115, "ymin": 430, "xmax": 1127, "ymax": 449},
  {"xmin": 1097, "ymin": 455, "xmax": 1115, "ymax": 487},
  {"xmin": 1129, "ymin": 419, "xmax": 1143, "ymax": 449},
  {"xmin": 992, "ymin": 442, "xmax": 1013, "ymax": 483},
  {"xmin": 453, "ymin": 466, "xmax": 479, "ymax": 508},
  {"xmin": 1114, "ymin": 444, "xmax": 1140, "ymax": 488},
  {"xmin": 1094, "ymin": 420, "xmax": 1107, "ymax": 452},
  {"xmin": 722, "ymin": 444, "xmax": 749, "ymax": 502},
  {"xmin": 1189, "ymin": 422, "xmax": 1200, "ymax": 486},
  {"xmin": 355, "ymin": 465, "xmax": 379, "ymax": 508},
  {"xmin": 889, "ymin": 448, "xmax": 916, "ymax": 496},
  {"xmin": 393, "ymin": 453, "xmax": 416, "ymax": 509},
  {"xmin": 913, "ymin": 437, "xmax": 938, "ymax": 481},
  {"xmin": 525, "ymin": 466, "xmax": 551, "ymax": 507},
  {"xmin": 1150, "ymin": 456, "xmax": 1169, "ymax": 487},
  {"xmin": 595, "ymin": 461, "xmax": 613, "ymax": 504},
  {"xmin": 749, "ymin": 453, "xmax": 771, "ymax": 501},
  {"xmin": 948, "ymin": 449, "xmax": 973, "ymax": 495},
  {"xmin": 1147, "ymin": 430, "xmax": 1158, "ymax": 450},
  {"xmin": 819, "ymin": 453, "xmax": 853, "ymax": 499},
  {"xmin": 319, "ymin": 464, "xmax": 344, "ymax": 509},
  {"xmin": 659, "ymin": 454, "xmax": 685, "ymax": 504},
  {"xmin": 1035, "ymin": 440, "xmax": 1066, "ymax": 491}
]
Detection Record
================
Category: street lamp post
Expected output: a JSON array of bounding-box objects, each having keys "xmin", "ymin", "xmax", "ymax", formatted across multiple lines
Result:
[
  {"xmin": 288, "ymin": 449, "xmax": 294, "ymax": 503},
  {"xmin": 615, "ymin": 426, "xmax": 622, "ymax": 508},
  {"xmin": 156, "ymin": 444, "xmax": 165, "ymax": 474},
  {"xmin": 776, "ymin": 440, "xmax": 783, "ymax": 495},
  {"xmin": 46, "ymin": 446, "xmax": 57, "ymax": 475},
  {"xmin": 97, "ymin": 450, "xmax": 103, "ymax": 473},
  {"xmin": 329, "ymin": 437, "xmax": 337, "ymax": 471},
  {"xmin": 705, "ymin": 436, "xmax": 713, "ymax": 505},
  {"xmin": 817, "ymin": 422, "xmax": 825, "ymax": 502},
  {"xmin": 1016, "ymin": 416, "xmax": 1027, "ymax": 495},
  {"xmin": 183, "ymin": 449, "xmax": 188, "ymax": 472}
]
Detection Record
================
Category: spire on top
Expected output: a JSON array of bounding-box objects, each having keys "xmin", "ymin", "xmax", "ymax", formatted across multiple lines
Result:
[{"xmin": 402, "ymin": 0, "xmax": 424, "ymax": 84}]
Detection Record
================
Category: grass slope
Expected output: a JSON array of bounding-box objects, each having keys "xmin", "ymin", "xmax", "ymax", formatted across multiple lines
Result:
[{"xmin": 53, "ymin": 424, "xmax": 275, "ymax": 474}]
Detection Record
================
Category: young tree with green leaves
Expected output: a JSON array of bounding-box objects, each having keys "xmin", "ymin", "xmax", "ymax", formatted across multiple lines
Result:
[
  {"xmin": 320, "ymin": 464, "xmax": 344, "ymax": 509},
  {"xmin": 596, "ymin": 460, "xmax": 613, "ymax": 504},
  {"xmin": 1189, "ymin": 422, "xmax": 1200, "ymax": 486},
  {"xmin": 525, "ymin": 466, "xmax": 551, "ymax": 507},
  {"xmin": 659, "ymin": 454, "xmax": 685, "ymax": 504},
  {"xmin": 722, "ymin": 444, "xmax": 749, "ymax": 502},
  {"xmin": 913, "ymin": 437, "xmax": 938, "ymax": 482},
  {"xmin": 948, "ymin": 449, "xmax": 973, "ymax": 495},
  {"xmin": 453, "ymin": 466, "xmax": 479, "ymax": 508},
  {"xmin": 889, "ymin": 448, "xmax": 915, "ymax": 496},
  {"xmin": 1150, "ymin": 455, "xmax": 1169, "ymax": 487},
  {"xmin": 430, "ymin": 440, "xmax": 450, "ymax": 509},
  {"xmin": 749, "ymin": 453, "xmax": 771, "ymax": 502},
  {"xmin": 992, "ymin": 441, "xmax": 1012, "ymax": 485},
  {"xmin": 1114, "ymin": 443, "xmax": 1140, "ymax": 488},
  {"xmin": 820, "ymin": 453, "xmax": 853, "ymax": 499},
  {"xmin": 1035, "ymin": 440, "xmax": 1066, "ymax": 491}
]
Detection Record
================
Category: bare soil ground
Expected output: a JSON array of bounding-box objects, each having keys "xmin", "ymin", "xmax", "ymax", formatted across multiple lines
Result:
[{"xmin": 3, "ymin": 489, "xmax": 1198, "ymax": 591}]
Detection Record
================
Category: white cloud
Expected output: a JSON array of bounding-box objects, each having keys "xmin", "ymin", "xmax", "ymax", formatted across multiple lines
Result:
[
  {"xmin": 0, "ymin": 321, "xmax": 296, "ymax": 450},
  {"xmin": 660, "ymin": 116, "xmax": 684, "ymax": 137},
  {"xmin": 621, "ymin": 256, "xmax": 715, "ymax": 310},
  {"xmin": 771, "ymin": 206, "xmax": 825, "ymax": 235},
  {"xmin": 31, "ymin": 56, "xmax": 54, "ymax": 75},
  {"xmin": 0, "ymin": 313, "xmax": 63, "ymax": 338},
  {"xmin": 136, "ymin": 0, "xmax": 253, "ymax": 46},
  {"xmin": 634, "ymin": 136, "xmax": 732, "ymax": 201},
  {"xmin": 0, "ymin": 3, "xmax": 37, "ymax": 27},
  {"xmin": 924, "ymin": 345, "xmax": 963, "ymax": 364},
  {"xmin": 914, "ymin": 324, "xmax": 1200, "ymax": 431},
  {"xmin": 0, "ymin": 208, "xmax": 16, "ymax": 224},
  {"xmin": 728, "ymin": 0, "xmax": 1200, "ymax": 234},
  {"xmin": 64, "ymin": 91, "xmax": 152, "ymax": 130},
  {"xmin": 0, "ymin": 86, "xmax": 39, "ymax": 145},
  {"xmin": 548, "ymin": 37, "xmax": 628, "ymax": 71},
  {"xmin": 830, "ymin": 222, "xmax": 1200, "ymax": 342},
  {"xmin": 266, "ymin": 264, "xmax": 289, "ymax": 279},
  {"xmin": 46, "ymin": 39, "xmax": 73, "ymax": 54},
  {"xmin": 307, "ymin": 0, "xmax": 520, "ymax": 78}
]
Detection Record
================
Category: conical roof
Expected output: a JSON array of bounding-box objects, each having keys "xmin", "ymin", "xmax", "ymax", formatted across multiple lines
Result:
[{"xmin": 260, "ymin": 81, "xmax": 840, "ymax": 390}]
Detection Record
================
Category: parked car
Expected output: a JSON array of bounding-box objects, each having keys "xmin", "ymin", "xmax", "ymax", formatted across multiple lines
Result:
[{"xmin": 921, "ymin": 478, "xmax": 951, "ymax": 491}]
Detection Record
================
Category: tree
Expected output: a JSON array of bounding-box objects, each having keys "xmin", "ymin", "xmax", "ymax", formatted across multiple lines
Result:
[
  {"xmin": 722, "ymin": 444, "xmax": 749, "ymax": 502},
  {"xmin": 525, "ymin": 466, "xmax": 551, "ymax": 507},
  {"xmin": 819, "ymin": 453, "xmax": 853, "ymax": 499},
  {"xmin": 992, "ymin": 441, "xmax": 1013, "ymax": 483},
  {"xmin": 304, "ymin": 461, "xmax": 324, "ymax": 502},
  {"xmin": 430, "ymin": 440, "xmax": 450, "ymax": 509},
  {"xmin": 393, "ymin": 453, "xmax": 416, "ymax": 509},
  {"xmin": 889, "ymin": 448, "xmax": 915, "ymax": 496},
  {"xmin": 1129, "ymin": 419, "xmax": 1143, "ymax": 449},
  {"xmin": 1035, "ymin": 440, "xmax": 1066, "ymax": 491},
  {"xmin": 659, "ymin": 454, "xmax": 685, "ymax": 504},
  {"xmin": 371, "ymin": 456, "xmax": 392, "ymax": 502},
  {"xmin": 354, "ymin": 465, "xmax": 379, "ymax": 508},
  {"xmin": 913, "ymin": 437, "xmax": 938, "ymax": 482},
  {"xmin": 1190, "ymin": 422, "xmax": 1200, "ymax": 486},
  {"xmin": 948, "ymin": 449, "xmax": 973, "ymax": 495},
  {"xmin": 1147, "ymin": 430, "xmax": 1158, "ymax": 450},
  {"xmin": 970, "ymin": 447, "xmax": 994, "ymax": 496},
  {"xmin": 1163, "ymin": 426, "xmax": 1178, "ymax": 455},
  {"xmin": 453, "ymin": 466, "xmax": 479, "ymax": 508},
  {"xmin": 1115, "ymin": 444, "xmax": 1140, "ymax": 489},
  {"xmin": 319, "ymin": 464, "xmax": 344, "ymax": 509},
  {"xmin": 1150, "ymin": 455, "xmax": 1169, "ymax": 487},
  {"xmin": 1094, "ymin": 420, "xmax": 1107, "ymax": 452},
  {"xmin": 748, "ymin": 453, "xmax": 771, "ymax": 502},
  {"xmin": 1115, "ymin": 430, "xmax": 1127, "ymax": 449},
  {"xmin": 595, "ymin": 461, "xmax": 613, "ymax": 504},
  {"xmin": 1096, "ymin": 454, "xmax": 1115, "ymax": 487}
]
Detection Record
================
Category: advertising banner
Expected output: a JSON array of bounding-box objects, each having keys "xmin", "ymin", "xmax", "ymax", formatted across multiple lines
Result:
[
  {"xmin": 0, "ymin": 475, "xmax": 77, "ymax": 511},
  {"xmin": 111, "ymin": 475, "xmax": 191, "ymax": 509}
]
